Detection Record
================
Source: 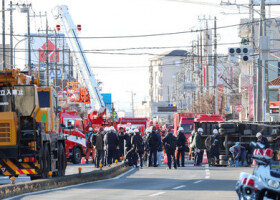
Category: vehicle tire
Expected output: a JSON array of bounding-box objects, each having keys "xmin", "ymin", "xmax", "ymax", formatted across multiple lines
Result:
[
  {"xmin": 58, "ymin": 143, "xmax": 67, "ymax": 176},
  {"xmin": 219, "ymin": 123, "xmax": 235, "ymax": 129},
  {"xmin": 219, "ymin": 160, "xmax": 228, "ymax": 166},
  {"xmin": 72, "ymin": 147, "xmax": 82, "ymax": 164},
  {"xmin": 43, "ymin": 144, "xmax": 51, "ymax": 178},
  {"xmin": 219, "ymin": 155, "xmax": 228, "ymax": 160}
]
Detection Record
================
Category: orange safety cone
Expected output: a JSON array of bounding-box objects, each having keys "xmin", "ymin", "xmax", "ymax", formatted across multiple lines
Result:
[
  {"xmin": 202, "ymin": 149, "xmax": 208, "ymax": 164},
  {"xmin": 163, "ymin": 153, "xmax": 168, "ymax": 164},
  {"xmin": 81, "ymin": 157, "xmax": 86, "ymax": 164}
]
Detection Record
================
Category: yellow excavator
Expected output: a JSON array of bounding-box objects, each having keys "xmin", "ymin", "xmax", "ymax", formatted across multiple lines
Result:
[{"xmin": 0, "ymin": 69, "xmax": 66, "ymax": 179}]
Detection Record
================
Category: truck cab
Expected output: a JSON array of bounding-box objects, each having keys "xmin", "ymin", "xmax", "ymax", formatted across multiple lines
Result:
[{"xmin": 59, "ymin": 110, "xmax": 86, "ymax": 164}]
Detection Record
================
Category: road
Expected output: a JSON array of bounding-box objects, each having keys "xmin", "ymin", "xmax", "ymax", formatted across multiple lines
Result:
[{"xmin": 6, "ymin": 162, "xmax": 252, "ymax": 200}]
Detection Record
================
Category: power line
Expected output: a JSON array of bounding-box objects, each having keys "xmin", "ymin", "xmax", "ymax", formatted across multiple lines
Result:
[{"xmin": 7, "ymin": 17, "xmax": 280, "ymax": 39}]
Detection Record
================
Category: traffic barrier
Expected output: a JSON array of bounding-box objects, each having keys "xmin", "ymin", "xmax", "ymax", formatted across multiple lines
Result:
[
  {"xmin": 202, "ymin": 149, "xmax": 208, "ymax": 164},
  {"xmin": 0, "ymin": 163, "xmax": 129, "ymax": 199}
]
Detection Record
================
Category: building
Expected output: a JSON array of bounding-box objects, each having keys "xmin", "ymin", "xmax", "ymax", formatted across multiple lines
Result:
[{"xmin": 149, "ymin": 50, "xmax": 188, "ymax": 123}]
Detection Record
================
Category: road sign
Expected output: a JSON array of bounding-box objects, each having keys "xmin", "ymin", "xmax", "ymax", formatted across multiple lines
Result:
[
  {"xmin": 182, "ymin": 82, "xmax": 196, "ymax": 92},
  {"xmin": 235, "ymin": 105, "xmax": 244, "ymax": 113}
]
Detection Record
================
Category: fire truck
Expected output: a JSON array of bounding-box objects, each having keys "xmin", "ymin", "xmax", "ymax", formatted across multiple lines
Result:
[
  {"xmin": 59, "ymin": 109, "xmax": 86, "ymax": 164},
  {"xmin": 0, "ymin": 69, "xmax": 66, "ymax": 179}
]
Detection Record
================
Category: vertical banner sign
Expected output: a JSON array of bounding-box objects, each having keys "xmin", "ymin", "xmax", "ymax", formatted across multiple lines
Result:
[{"xmin": 248, "ymin": 77, "xmax": 254, "ymax": 119}]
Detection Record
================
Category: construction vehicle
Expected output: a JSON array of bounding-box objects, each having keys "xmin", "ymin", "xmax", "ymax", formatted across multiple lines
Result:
[{"xmin": 0, "ymin": 69, "xmax": 66, "ymax": 180}]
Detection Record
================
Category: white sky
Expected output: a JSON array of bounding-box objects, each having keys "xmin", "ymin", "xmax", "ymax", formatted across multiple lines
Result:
[{"xmin": 8, "ymin": 0, "xmax": 280, "ymax": 112}]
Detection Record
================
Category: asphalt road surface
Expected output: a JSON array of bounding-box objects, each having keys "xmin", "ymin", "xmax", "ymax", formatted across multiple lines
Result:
[{"xmin": 6, "ymin": 163, "xmax": 252, "ymax": 200}]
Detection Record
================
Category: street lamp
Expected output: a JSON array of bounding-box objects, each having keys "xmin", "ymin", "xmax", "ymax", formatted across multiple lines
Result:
[{"xmin": 13, "ymin": 37, "xmax": 27, "ymax": 68}]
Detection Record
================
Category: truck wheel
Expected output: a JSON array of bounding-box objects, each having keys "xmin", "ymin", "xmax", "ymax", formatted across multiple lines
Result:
[
  {"xmin": 43, "ymin": 144, "xmax": 51, "ymax": 178},
  {"xmin": 58, "ymin": 143, "xmax": 66, "ymax": 176},
  {"xmin": 72, "ymin": 147, "xmax": 82, "ymax": 164}
]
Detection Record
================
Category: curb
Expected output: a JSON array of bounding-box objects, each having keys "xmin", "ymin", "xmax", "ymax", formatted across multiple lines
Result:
[{"xmin": 0, "ymin": 163, "xmax": 130, "ymax": 199}]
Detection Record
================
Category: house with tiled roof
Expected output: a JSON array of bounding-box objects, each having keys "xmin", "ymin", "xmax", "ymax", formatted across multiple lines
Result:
[{"xmin": 269, "ymin": 77, "xmax": 280, "ymax": 102}]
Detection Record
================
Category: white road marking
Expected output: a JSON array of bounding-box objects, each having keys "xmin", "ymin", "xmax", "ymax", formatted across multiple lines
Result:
[
  {"xmin": 172, "ymin": 185, "xmax": 186, "ymax": 190},
  {"xmin": 205, "ymin": 175, "xmax": 210, "ymax": 179},
  {"xmin": 205, "ymin": 169, "xmax": 210, "ymax": 172},
  {"xmin": 149, "ymin": 192, "xmax": 166, "ymax": 197},
  {"xmin": 194, "ymin": 180, "xmax": 203, "ymax": 184},
  {"xmin": 5, "ymin": 168, "xmax": 136, "ymax": 200}
]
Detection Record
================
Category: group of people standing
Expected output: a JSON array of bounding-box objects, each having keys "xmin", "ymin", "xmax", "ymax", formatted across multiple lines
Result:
[{"xmin": 84, "ymin": 125, "xmax": 192, "ymax": 169}]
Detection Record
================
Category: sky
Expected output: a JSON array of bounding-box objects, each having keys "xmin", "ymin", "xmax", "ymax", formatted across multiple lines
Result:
[{"xmin": 8, "ymin": 0, "xmax": 280, "ymax": 112}]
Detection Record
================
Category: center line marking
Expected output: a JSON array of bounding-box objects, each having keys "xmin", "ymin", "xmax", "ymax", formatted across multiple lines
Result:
[
  {"xmin": 149, "ymin": 192, "xmax": 166, "ymax": 197},
  {"xmin": 194, "ymin": 180, "xmax": 203, "ymax": 184},
  {"xmin": 172, "ymin": 185, "xmax": 186, "ymax": 190}
]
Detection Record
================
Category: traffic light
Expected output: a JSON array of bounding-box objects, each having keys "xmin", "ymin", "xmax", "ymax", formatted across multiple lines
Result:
[
  {"xmin": 241, "ymin": 46, "xmax": 251, "ymax": 62},
  {"xmin": 228, "ymin": 46, "xmax": 251, "ymax": 62},
  {"xmin": 241, "ymin": 38, "xmax": 249, "ymax": 45}
]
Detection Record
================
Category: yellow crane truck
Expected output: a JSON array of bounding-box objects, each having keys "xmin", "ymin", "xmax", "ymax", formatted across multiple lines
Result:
[{"xmin": 0, "ymin": 69, "xmax": 66, "ymax": 180}]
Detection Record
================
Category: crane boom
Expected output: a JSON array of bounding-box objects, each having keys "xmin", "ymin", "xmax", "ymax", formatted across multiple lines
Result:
[{"xmin": 53, "ymin": 5, "xmax": 105, "ymax": 113}]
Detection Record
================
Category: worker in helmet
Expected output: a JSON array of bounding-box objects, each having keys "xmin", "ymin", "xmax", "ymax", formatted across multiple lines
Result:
[
  {"xmin": 210, "ymin": 129, "xmax": 220, "ymax": 165},
  {"xmin": 176, "ymin": 127, "xmax": 186, "ymax": 167},
  {"xmin": 104, "ymin": 126, "xmax": 118, "ymax": 167},
  {"xmin": 191, "ymin": 128, "xmax": 203, "ymax": 166},
  {"xmin": 94, "ymin": 127, "xmax": 104, "ymax": 168},
  {"xmin": 131, "ymin": 129, "xmax": 144, "ymax": 168},
  {"xmin": 147, "ymin": 126, "xmax": 159, "ymax": 167},
  {"xmin": 125, "ymin": 129, "xmax": 135, "ymax": 166},
  {"xmin": 117, "ymin": 127, "xmax": 125, "ymax": 161},
  {"xmin": 85, "ymin": 127, "xmax": 95, "ymax": 164},
  {"xmin": 229, "ymin": 142, "xmax": 247, "ymax": 167},
  {"xmin": 256, "ymin": 132, "xmax": 269, "ymax": 148}
]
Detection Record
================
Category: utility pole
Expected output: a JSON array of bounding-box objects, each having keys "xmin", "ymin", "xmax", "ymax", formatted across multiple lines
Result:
[
  {"xmin": 250, "ymin": 0, "xmax": 257, "ymax": 121},
  {"xmin": 27, "ymin": 7, "xmax": 31, "ymax": 74},
  {"xmin": 46, "ymin": 13, "xmax": 49, "ymax": 86},
  {"xmin": 68, "ymin": 49, "xmax": 71, "ymax": 82},
  {"xmin": 200, "ymin": 31, "xmax": 203, "ymax": 94},
  {"xmin": 131, "ymin": 91, "xmax": 135, "ymax": 118},
  {"xmin": 191, "ymin": 41, "xmax": 195, "ymax": 112},
  {"xmin": 54, "ymin": 31, "xmax": 57, "ymax": 93},
  {"xmin": 256, "ymin": 0, "xmax": 268, "ymax": 121},
  {"xmin": 214, "ymin": 16, "xmax": 218, "ymax": 115},
  {"xmin": 9, "ymin": 1, "xmax": 13, "ymax": 68},
  {"xmin": 62, "ymin": 38, "xmax": 65, "ymax": 90},
  {"xmin": 2, "ymin": 0, "xmax": 5, "ymax": 70},
  {"xmin": 197, "ymin": 35, "xmax": 201, "ymax": 113}
]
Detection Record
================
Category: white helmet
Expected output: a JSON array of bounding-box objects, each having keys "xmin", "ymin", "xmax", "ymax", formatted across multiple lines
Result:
[
  {"xmin": 178, "ymin": 127, "xmax": 184, "ymax": 132},
  {"xmin": 125, "ymin": 127, "xmax": 130, "ymax": 131},
  {"xmin": 213, "ymin": 129, "xmax": 218, "ymax": 134},
  {"xmin": 129, "ymin": 129, "xmax": 134, "ymax": 134},
  {"xmin": 147, "ymin": 128, "xmax": 152, "ymax": 133},
  {"xmin": 256, "ymin": 132, "xmax": 262, "ymax": 138},
  {"xmin": 88, "ymin": 127, "xmax": 93, "ymax": 132},
  {"xmin": 198, "ymin": 128, "xmax": 203, "ymax": 132},
  {"xmin": 104, "ymin": 127, "xmax": 109, "ymax": 132},
  {"xmin": 134, "ymin": 128, "xmax": 139, "ymax": 133}
]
